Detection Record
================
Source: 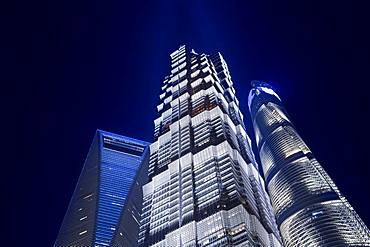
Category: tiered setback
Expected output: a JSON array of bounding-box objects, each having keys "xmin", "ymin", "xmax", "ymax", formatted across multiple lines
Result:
[{"xmin": 138, "ymin": 46, "xmax": 282, "ymax": 247}]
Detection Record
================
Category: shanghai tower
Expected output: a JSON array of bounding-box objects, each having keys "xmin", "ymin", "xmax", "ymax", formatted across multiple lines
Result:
[
  {"xmin": 248, "ymin": 81, "xmax": 370, "ymax": 246},
  {"xmin": 138, "ymin": 46, "xmax": 282, "ymax": 246}
]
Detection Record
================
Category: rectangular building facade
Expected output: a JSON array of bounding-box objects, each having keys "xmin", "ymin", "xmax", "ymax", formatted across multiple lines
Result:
[{"xmin": 54, "ymin": 130, "xmax": 149, "ymax": 247}]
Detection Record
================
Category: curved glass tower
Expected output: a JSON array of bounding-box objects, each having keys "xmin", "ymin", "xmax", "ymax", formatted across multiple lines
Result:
[{"xmin": 248, "ymin": 81, "xmax": 370, "ymax": 246}]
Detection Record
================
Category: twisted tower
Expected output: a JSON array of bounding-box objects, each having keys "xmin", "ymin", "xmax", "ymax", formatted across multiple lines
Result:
[{"xmin": 248, "ymin": 81, "xmax": 370, "ymax": 246}]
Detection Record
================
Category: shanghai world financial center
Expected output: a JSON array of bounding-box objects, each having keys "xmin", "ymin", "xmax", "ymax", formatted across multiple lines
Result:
[{"xmin": 55, "ymin": 46, "xmax": 370, "ymax": 247}]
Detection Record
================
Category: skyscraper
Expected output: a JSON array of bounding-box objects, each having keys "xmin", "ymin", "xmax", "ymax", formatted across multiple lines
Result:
[
  {"xmin": 248, "ymin": 81, "xmax": 370, "ymax": 246},
  {"xmin": 54, "ymin": 130, "xmax": 149, "ymax": 247},
  {"xmin": 138, "ymin": 46, "xmax": 282, "ymax": 247}
]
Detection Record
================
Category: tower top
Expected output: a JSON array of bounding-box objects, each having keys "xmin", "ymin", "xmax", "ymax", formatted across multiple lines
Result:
[{"xmin": 251, "ymin": 80, "xmax": 272, "ymax": 89}]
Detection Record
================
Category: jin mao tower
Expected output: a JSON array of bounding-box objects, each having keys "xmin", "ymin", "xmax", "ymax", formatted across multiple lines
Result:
[{"xmin": 138, "ymin": 46, "xmax": 282, "ymax": 247}]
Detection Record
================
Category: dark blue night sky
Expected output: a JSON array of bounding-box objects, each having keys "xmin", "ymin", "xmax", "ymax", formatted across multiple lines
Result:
[{"xmin": 3, "ymin": 1, "xmax": 370, "ymax": 246}]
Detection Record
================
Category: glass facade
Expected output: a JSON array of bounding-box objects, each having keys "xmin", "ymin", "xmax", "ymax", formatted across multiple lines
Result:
[
  {"xmin": 54, "ymin": 130, "xmax": 149, "ymax": 247},
  {"xmin": 248, "ymin": 81, "xmax": 370, "ymax": 246},
  {"xmin": 138, "ymin": 46, "xmax": 282, "ymax": 247}
]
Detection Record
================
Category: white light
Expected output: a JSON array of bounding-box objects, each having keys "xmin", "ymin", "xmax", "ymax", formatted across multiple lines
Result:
[
  {"xmin": 312, "ymin": 211, "xmax": 323, "ymax": 216},
  {"xmin": 79, "ymin": 216, "xmax": 88, "ymax": 221},
  {"xmin": 258, "ymin": 86, "xmax": 281, "ymax": 101}
]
